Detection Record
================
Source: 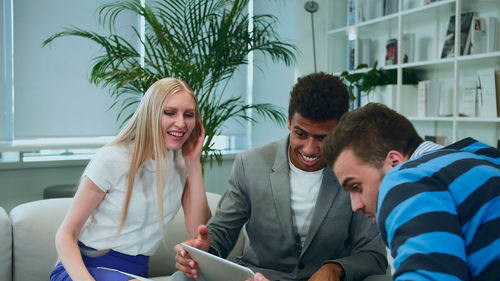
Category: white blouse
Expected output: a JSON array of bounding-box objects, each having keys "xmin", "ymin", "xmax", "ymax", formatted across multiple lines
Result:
[{"xmin": 78, "ymin": 144, "xmax": 187, "ymax": 256}]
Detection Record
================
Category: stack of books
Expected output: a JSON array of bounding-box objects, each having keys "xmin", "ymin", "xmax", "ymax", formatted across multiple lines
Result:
[
  {"xmin": 418, "ymin": 80, "xmax": 441, "ymax": 117},
  {"xmin": 459, "ymin": 69, "xmax": 500, "ymax": 118},
  {"xmin": 441, "ymin": 12, "xmax": 498, "ymax": 58}
]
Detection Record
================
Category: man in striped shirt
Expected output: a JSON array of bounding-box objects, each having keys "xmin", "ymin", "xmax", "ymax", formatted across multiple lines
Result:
[{"xmin": 322, "ymin": 103, "xmax": 500, "ymax": 280}]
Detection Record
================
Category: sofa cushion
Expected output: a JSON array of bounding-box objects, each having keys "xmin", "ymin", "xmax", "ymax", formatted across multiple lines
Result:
[
  {"xmin": 10, "ymin": 198, "xmax": 72, "ymax": 281},
  {"xmin": 0, "ymin": 206, "xmax": 12, "ymax": 281}
]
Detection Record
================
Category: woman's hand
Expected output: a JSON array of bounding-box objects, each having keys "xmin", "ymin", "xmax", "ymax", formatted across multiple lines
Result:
[{"xmin": 182, "ymin": 120, "xmax": 205, "ymax": 168}]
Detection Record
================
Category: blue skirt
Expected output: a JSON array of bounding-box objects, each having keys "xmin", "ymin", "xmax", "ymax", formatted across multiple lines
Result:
[{"xmin": 50, "ymin": 241, "xmax": 149, "ymax": 281}]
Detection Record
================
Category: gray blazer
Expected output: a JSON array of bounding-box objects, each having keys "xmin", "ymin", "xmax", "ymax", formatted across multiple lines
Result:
[{"xmin": 208, "ymin": 137, "xmax": 387, "ymax": 281}]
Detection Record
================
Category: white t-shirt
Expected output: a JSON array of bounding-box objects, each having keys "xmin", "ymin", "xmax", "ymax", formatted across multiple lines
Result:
[
  {"xmin": 78, "ymin": 144, "xmax": 187, "ymax": 256},
  {"xmin": 289, "ymin": 161, "xmax": 323, "ymax": 246}
]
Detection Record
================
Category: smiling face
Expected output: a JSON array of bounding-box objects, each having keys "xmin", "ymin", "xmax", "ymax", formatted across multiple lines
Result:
[
  {"xmin": 287, "ymin": 112, "xmax": 338, "ymax": 172},
  {"xmin": 161, "ymin": 91, "xmax": 197, "ymax": 151},
  {"xmin": 333, "ymin": 148, "xmax": 386, "ymax": 224}
]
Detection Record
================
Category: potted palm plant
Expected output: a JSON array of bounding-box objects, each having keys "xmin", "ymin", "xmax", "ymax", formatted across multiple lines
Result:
[{"xmin": 42, "ymin": 0, "xmax": 296, "ymax": 166}]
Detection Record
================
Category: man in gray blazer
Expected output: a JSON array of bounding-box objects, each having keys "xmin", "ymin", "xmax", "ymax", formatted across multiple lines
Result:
[{"xmin": 174, "ymin": 73, "xmax": 387, "ymax": 281}]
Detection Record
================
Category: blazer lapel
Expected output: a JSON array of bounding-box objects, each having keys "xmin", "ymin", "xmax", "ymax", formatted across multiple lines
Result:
[
  {"xmin": 301, "ymin": 167, "xmax": 339, "ymax": 255},
  {"xmin": 269, "ymin": 137, "xmax": 296, "ymax": 252}
]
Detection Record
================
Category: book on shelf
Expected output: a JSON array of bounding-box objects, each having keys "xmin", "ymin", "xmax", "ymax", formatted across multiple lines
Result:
[
  {"xmin": 441, "ymin": 15, "xmax": 455, "ymax": 58},
  {"xmin": 441, "ymin": 12, "xmax": 475, "ymax": 58},
  {"xmin": 469, "ymin": 16, "xmax": 496, "ymax": 55},
  {"xmin": 470, "ymin": 17, "xmax": 487, "ymax": 55},
  {"xmin": 427, "ymin": 80, "xmax": 441, "ymax": 117},
  {"xmin": 400, "ymin": 85, "xmax": 419, "ymax": 116},
  {"xmin": 349, "ymin": 39, "xmax": 355, "ymax": 70},
  {"xmin": 495, "ymin": 70, "xmax": 500, "ymax": 118},
  {"xmin": 440, "ymin": 86, "xmax": 454, "ymax": 116},
  {"xmin": 403, "ymin": 0, "xmax": 420, "ymax": 10},
  {"xmin": 385, "ymin": 38, "xmax": 397, "ymax": 65},
  {"xmin": 487, "ymin": 17, "xmax": 498, "ymax": 52},
  {"xmin": 462, "ymin": 12, "xmax": 476, "ymax": 56},
  {"xmin": 402, "ymin": 33, "xmax": 415, "ymax": 63},
  {"xmin": 417, "ymin": 80, "xmax": 441, "ymax": 117},
  {"xmin": 476, "ymin": 68, "xmax": 498, "ymax": 118},
  {"xmin": 358, "ymin": 38, "xmax": 372, "ymax": 67},
  {"xmin": 402, "ymin": 1, "xmax": 443, "ymax": 14},
  {"xmin": 384, "ymin": 0, "xmax": 398, "ymax": 16},
  {"xmin": 418, "ymin": 81, "xmax": 427, "ymax": 117},
  {"xmin": 470, "ymin": 17, "xmax": 496, "ymax": 54},
  {"xmin": 459, "ymin": 78, "xmax": 477, "ymax": 117},
  {"xmin": 348, "ymin": 0, "xmax": 356, "ymax": 25},
  {"xmin": 425, "ymin": 0, "xmax": 444, "ymax": 4},
  {"xmin": 359, "ymin": 0, "xmax": 384, "ymax": 22}
]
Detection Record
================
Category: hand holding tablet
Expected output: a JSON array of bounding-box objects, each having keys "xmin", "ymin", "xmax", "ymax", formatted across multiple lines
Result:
[{"xmin": 181, "ymin": 243, "xmax": 255, "ymax": 281}]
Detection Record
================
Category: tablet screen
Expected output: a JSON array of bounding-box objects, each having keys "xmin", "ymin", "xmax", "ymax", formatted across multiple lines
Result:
[{"xmin": 181, "ymin": 243, "xmax": 254, "ymax": 281}]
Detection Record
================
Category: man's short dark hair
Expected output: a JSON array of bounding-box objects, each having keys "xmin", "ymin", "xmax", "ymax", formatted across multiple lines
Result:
[
  {"xmin": 323, "ymin": 103, "xmax": 423, "ymax": 168},
  {"xmin": 288, "ymin": 72, "xmax": 349, "ymax": 122}
]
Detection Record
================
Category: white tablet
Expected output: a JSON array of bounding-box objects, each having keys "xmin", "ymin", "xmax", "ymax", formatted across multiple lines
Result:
[{"xmin": 181, "ymin": 243, "xmax": 255, "ymax": 281}]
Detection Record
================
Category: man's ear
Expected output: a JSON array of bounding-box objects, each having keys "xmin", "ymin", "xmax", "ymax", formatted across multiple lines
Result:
[
  {"xmin": 287, "ymin": 118, "xmax": 291, "ymax": 130},
  {"xmin": 383, "ymin": 150, "xmax": 406, "ymax": 172}
]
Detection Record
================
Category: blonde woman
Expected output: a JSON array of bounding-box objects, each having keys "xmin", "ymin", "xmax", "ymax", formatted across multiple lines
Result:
[{"xmin": 50, "ymin": 78, "xmax": 211, "ymax": 281}]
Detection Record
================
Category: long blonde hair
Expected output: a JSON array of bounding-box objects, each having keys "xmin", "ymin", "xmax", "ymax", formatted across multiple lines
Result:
[{"xmin": 110, "ymin": 77, "xmax": 201, "ymax": 235}]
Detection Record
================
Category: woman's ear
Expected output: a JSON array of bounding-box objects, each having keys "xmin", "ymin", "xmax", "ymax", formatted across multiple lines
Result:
[{"xmin": 383, "ymin": 150, "xmax": 407, "ymax": 172}]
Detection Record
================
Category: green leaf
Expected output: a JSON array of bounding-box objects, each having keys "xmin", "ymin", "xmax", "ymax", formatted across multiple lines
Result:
[{"xmin": 339, "ymin": 60, "xmax": 419, "ymax": 102}]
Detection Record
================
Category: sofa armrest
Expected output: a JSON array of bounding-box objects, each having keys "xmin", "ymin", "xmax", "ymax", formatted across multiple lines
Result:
[
  {"xmin": 0, "ymin": 206, "xmax": 12, "ymax": 281},
  {"xmin": 9, "ymin": 198, "xmax": 73, "ymax": 281}
]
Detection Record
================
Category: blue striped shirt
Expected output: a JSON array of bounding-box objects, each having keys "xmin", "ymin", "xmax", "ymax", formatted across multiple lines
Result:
[{"xmin": 377, "ymin": 138, "xmax": 500, "ymax": 280}]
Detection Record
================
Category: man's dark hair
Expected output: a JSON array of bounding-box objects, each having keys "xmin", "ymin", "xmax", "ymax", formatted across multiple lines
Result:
[
  {"xmin": 288, "ymin": 72, "xmax": 349, "ymax": 122},
  {"xmin": 323, "ymin": 103, "xmax": 423, "ymax": 168}
]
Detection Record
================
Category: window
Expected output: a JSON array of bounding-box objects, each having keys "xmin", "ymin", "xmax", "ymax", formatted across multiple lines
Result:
[
  {"xmin": 1, "ymin": 0, "xmax": 251, "ymax": 162},
  {"xmin": 10, "ymin": 0, "xmax": 133, "ymax": 139}
]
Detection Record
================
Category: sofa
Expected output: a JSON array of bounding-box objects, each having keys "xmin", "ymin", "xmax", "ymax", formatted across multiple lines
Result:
[
  {"xmin": 1, "ymin": 193, "xmax": 393, "ymax": 281},
  {"xmin": 0, "ymin": 192, "xmax": 247, "ymax": 281}
]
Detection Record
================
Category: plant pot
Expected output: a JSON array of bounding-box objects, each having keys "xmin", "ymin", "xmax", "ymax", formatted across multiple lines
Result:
[
  {"xmin": 359, "ymin": 85, "xmax": 396, "ymax": 108},
  {"xmin": 372, "ymin": 85, "xmax": 397, "ymax": 108}
]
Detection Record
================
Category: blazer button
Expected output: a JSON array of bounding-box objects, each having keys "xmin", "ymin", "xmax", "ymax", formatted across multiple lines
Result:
[{"xmin": 298, "ymin": 262, "xmax": 305, "ymax": 269}]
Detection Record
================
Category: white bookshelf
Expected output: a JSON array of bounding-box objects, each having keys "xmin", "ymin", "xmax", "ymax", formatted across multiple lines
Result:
[{"xmin": 327, "ymin": 0, "xmax": 500, "ymax": 147}]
